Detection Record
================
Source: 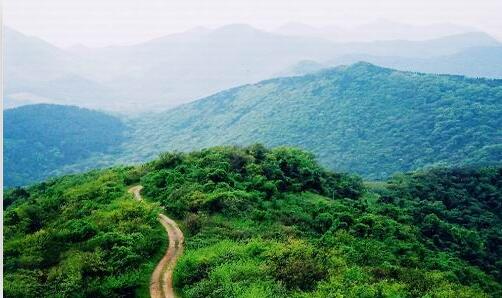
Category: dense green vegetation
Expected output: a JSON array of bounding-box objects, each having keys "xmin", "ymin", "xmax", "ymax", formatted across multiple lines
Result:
[
  {"xmin": 385, "ymin": 167, "xmax": 502, "ymax": 280},
  {"xmin": 138, "ymin": 145, "xmax": 501, "ymax": 297},
  {"xmin": 4, "ymin": 104, "xmax": 127, "ymax": 187},
  {"xmin": 126, "ymin": 63, "xmax": 502, "ymax": 179},
  {"xmin": 3, "ymin": 169, "xmax": 164, "ymax": 297},
  {"xmin": 3, "ymin": 145, "xmax": 502, "ymax": 297}
]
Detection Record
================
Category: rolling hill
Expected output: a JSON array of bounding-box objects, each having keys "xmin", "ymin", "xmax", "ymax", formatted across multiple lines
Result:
[
  {"xmin": 332, "ymin": 46, "xmax": 502, "ymax": 79},
  {"xmin": 4, "ymin": 104, "xmax": 127, "ymax": 186},
  {"xmin": 4, "ymin": 63, "xmax": 502, "ymax": 186},
  {"xmin": 124, "ymin": 63, "xmax": 502, "ymax": 179},
  {"xmin": 4, "ymin": 145, "xmax": 502, "ymax": 297},
  {"xmin": 283, "ymin": 46, "xmax": 502, "ymax": 79}
]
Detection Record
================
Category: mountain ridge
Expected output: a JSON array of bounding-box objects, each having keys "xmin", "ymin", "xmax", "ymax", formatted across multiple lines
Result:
[
  {"xmin": 4, "ymin": 63, "xmax": 502, "ymax": 186},
  {"xmin": 4, "ymin": 104, "xmax": 127, "ymax": 186},
  {"xmin": 5, "ymin": 25, "xmax": 501, "ymax": 111},
  {"xmin": 121, "ymin": 62, "xmax": 502, "ymax": 178}
]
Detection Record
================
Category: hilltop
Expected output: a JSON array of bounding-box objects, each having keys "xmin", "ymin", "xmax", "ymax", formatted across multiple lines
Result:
[
  {"xmin": 4, "ymin": 104, "xmax": 127, "ymax": 186},
  {"xmin": 4, "ymin": 145, "xmax": 502, "ymax": 297},
  {"xmin": 125, "ymin": 63, "xmax": 502, "ymax": 179},
  {"xmin": 5, "ymin": 63, "xmax": 502, "ymax": 186}
]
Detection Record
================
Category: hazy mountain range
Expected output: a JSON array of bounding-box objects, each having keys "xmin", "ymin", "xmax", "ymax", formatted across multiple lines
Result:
[
  {"xmin": 274, "ymin": 20, "xmax": 480, "ymax": 42},
  {"xmin": 280, "ymin": 46, "xmax": 502, "ymax": 78},
  {"xmin": 5, "ymin": 22, "xmax": 502, "ymax": 112}
]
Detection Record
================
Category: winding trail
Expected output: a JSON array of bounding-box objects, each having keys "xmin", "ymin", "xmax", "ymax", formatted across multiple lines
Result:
[
  {"xmin": 128, "ymin": 185, "xmax": 184, "ymax": 298},
  {"xmin": 128, "ymin": 185, "xmax": 143, "ymax": 201}
]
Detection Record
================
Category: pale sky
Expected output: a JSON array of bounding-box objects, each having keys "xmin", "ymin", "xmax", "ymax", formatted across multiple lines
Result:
[{"xmin": 4, "ymin": 0, "xmax": 502, "ymax": 47}]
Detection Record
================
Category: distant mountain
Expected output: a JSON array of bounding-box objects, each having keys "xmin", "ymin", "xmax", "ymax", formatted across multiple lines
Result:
[
  {"xmin": 122, "ymin": 63, "xmax": 502, "ymax": 179},
  {"xmin": 275, "ymin": 20, "xmax": 480, "ymax": 42},
  {"xmin": 275, "ymin": 60, "xmax": 327, "ymax": 77},
  {"xmin": 73, "ymin": 24, "xmax": 339, "ymax": 109},
  {"xmin": 77, "ymin": 30, "xmax": 500, "ymax": 108},
  {"xmin": 4, "ymin": 104, "xmax": 127, "ymax": 187},
  {"xmin": 275, "ymin": 22, "xmax": 324, "ymax": 38},
  {"xmin": 4, "ymin": 27, "xmax": 75, "ymax": 82},
  {"xmin": 5, "ymin": 25, "xmax": 501, "ymax": 111},
  {"xmin": 333, "ymin": 32, "xmax": 500, "ymax": 58},
  {"xmin": 4, "ymin": 28, "xmax": 124, "ymax": 110},
  {"xmin": 283, "ymin": 46, "xmax": 502, "ymax": 79},
  {"xmin": 345, "ymin": 46, "xmax": 502, "ymax": 79},
  {"xmin": 5, "ymin": 74, "xmax": 126, "ymax": 109},
  {"xmin": 352, "ymin": 20, "xmax": 478, "ymax": 41}
]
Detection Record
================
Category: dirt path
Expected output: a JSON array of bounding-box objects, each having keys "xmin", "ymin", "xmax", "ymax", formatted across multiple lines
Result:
[
  {"xmin": 128, "ymin": 185, "xmax": 184, "ymax": 298},
  {"xmin": 128, "ymin": 185, "xmax": 143, "ymax": 201}
]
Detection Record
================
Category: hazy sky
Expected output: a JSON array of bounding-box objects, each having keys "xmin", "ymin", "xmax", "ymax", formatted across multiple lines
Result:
[{"xmin": 5, "ymin": 0, "xmax": 502, "ymax": 47}]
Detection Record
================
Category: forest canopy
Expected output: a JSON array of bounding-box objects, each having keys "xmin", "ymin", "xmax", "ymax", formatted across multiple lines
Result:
[
  {"xmin": 125, "ymin": 63, "xmax": 502, "ymax": 179},
  {"xmin": 4, "ymin": 104, "xmax": 127, "ymax": 187}
]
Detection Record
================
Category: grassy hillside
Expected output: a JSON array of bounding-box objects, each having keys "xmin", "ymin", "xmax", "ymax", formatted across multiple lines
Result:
[
  {"xmin": 4, "ymin": 104, "xmax": 127, "ymax": 187},
  {"xmin": 5, "ymin": 145, "xmax": 500, "ymax": 297},
  {"xmin": 5, "ymin": 64, "xmax": 502, "ymax": 186},
  {"xmin": 126, "ymin": 63, "xmax": 502, "ymax": 179},
  {"xmin": 3, "ymin": 169, "xmax": 164, "ymax": 297},
  {"xmin": 140, "ymin": 145, "xmax": 502, "ymax": 297}
]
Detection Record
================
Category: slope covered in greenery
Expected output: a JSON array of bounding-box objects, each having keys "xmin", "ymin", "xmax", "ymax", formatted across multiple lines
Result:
[
  {"xmin": 4, "ymin": 104, "xmax": 127, "ymax": 187},
  {"xmin": 139, "ymin": 145, "xmax": 501, "ymax": 297},
  {"xmin": 5, "ymin": 64, "xmax": 501, "ymax": 185},
  {"xmin": 126, "ymin": 63, "xmax": 502, "ymax": 179},
  {"xmin": 4, "ymin": 145, "xmax": 502, "ymax": 297},
  {"xmin": 3, "ymin": 169, "xmax": 164, "ymax": 297}
]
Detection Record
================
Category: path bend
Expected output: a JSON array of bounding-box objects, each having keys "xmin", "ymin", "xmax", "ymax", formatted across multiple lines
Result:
[{"xmin": 128, "ymin": 185, "xmax": 184, "ymax": 298}]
